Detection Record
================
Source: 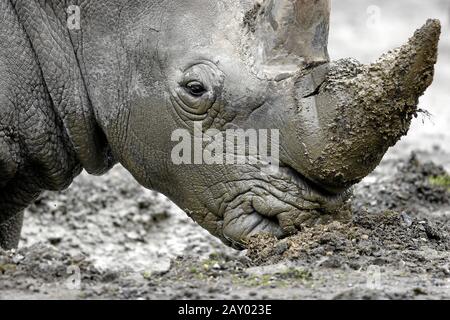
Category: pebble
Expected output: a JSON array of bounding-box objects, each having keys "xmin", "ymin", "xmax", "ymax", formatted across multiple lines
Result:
[
  {"xmin": 400, "ymin": 212, "xmax": 413, "ymax": 227},
  {"xmin": 12, "ymin": 254, "xmax": 25, "ymax": 264},
  {"xmin": 274, "ymin": 241, "xmax": 289, "ymax": 255},
  {"xmin": 126, "ymin": 231, "xmax": 140, "ymax": 240},
  {"xmin": 441, "ymin": 266, "xmax": 450, "ymax": 275}
]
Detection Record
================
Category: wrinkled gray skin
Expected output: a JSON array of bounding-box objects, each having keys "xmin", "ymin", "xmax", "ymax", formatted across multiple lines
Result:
[{"xmin": 0, "ymin": 0, "xmax": 440, "ymax": 249}]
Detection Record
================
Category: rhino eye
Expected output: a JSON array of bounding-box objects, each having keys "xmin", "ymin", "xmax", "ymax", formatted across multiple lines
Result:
[{"xmin": 185, "ymin": 81, "xmax": 207, "ymax": 97}]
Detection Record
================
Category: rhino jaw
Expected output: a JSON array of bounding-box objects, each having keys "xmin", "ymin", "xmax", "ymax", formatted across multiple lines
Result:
[{"xmin": 291, "ymin": 19, "xmax": 441, "ymax": 191}]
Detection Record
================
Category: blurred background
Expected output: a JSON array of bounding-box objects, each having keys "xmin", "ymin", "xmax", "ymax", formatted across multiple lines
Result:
[{"xmin": 330, "ymin": 0, "xmax": 450, "ymax": 160}]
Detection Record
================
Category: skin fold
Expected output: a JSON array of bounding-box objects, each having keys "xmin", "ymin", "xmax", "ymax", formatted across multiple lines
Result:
[{"xmin": 0, "ymin": 0, "xmax": 440, "ymax": 249}]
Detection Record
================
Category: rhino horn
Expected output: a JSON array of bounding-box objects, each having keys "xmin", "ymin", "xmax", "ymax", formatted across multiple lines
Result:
[
  {"xmin": 290, "ymin": 19, "xmax": 441, "ymax": 191},
  {"xmin": 254, "ymin": 0, "xmax": 330, "ymax": 69}
]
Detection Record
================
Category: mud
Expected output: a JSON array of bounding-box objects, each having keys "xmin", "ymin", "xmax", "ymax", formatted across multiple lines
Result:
[
  {"xmin": 0, "ymin": 152, "xmax": 449, "ymax": 300},
  {"xmin": 242, "ymin": 2, "xmax": 261, "ymax": 33},
  {"xmin": 246, "ymin": 154, "xmax": 449, "ymax": 276},
  {"xmin": 353, "ymin": 153, "xmax": 450, "ymax": 224},
  {"xmin": 304, "ymin": 20, "xmax": 440, "ymax": 188},
  {"xmin": 247, "ymin": 207, "xmax": 449, "ymax": 269}
]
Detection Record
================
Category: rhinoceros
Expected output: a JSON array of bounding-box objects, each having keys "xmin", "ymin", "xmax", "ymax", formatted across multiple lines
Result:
[{"xmin": 0, "ymin": 0, "xmax": 440, "ymax": 249}]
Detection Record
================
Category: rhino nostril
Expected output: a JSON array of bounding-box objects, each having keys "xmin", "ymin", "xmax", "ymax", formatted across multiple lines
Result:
[
  {"xmin": 304, "ymin": 59, "xmax": 329, "ymax": 70},
  {"xmin": 301, "ymin": 80, "xmax": 324, "ymax": 99}
]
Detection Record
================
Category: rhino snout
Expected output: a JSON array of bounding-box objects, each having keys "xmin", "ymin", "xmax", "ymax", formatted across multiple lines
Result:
[{"xmin": 281, "ymin": 19, "xmax": 441, "ymax": 192}]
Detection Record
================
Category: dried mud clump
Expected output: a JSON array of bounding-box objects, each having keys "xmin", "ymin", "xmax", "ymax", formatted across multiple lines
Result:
[
  {"xmin": 246, "ymin": 210, "xmax": 449, "ymax": 270},
  {"xmin": 243, "ymin": 2, "xmax": 262, "ymax": 33}
]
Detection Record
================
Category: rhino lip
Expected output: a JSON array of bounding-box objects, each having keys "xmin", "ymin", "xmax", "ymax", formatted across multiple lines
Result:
[
  {"xmin": 275, "ymin": 163, "xmax": 352, "ymax": 212},
  {"xmin": 220, "ymin": 163, "xmax": 352, "ymax": 247}
]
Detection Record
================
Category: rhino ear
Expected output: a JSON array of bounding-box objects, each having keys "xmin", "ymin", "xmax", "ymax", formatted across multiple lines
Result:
[{"xmin": 254, "ymin": 0, "xmax": 330, "ymax": 69}]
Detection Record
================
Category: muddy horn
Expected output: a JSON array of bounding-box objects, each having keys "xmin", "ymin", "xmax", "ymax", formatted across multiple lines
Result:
[{"xmin": 291, "ymin": 19, "xmax": 441, "ymax": 191}]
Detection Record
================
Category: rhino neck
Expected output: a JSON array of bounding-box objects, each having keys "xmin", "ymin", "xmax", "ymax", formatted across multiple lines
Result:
[{"xmin": 11, "ymin": 0, "xmax": 115, "ymax": 175}]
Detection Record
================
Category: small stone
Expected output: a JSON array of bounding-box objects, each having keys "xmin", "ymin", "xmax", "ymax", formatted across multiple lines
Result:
[
  {"xmin": 72, "ymin": 253, "xmax": 86, "ymax": 263},
  {"xmin": 126, "ymin": 231, "xmax": 140, "ymax": 241},
  {"xmin": 441, "ymin": 266, "xmax": 450, "ymax": 275},
  {"xmin": 274, "ymin": 241, "xmax": 289, "ymax": 255},
  {"xmin": 12, "ymin": 254, "xmax": 24, "ymax": 264},
  {"xmin": 401, "ymin": 212, "xmax": 413, "ymax": 227}
]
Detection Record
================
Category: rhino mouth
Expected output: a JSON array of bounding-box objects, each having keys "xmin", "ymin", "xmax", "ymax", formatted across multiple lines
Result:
[
  {"xmin": 278, "ymin": 163, "xmax": 352, "ymax": 205},
  {"xmin": 221, "ymin": 163, "xmax": 352, "ymax": 249}
]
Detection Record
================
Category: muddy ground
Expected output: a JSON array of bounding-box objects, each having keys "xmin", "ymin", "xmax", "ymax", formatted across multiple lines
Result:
[
  {"xmin": 0, "ymin": 0, "xmax": 449, "ymax": 300},
  {"xmin": 0, "ymin": 152, "xmax": 449, "ymax": 300}
]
